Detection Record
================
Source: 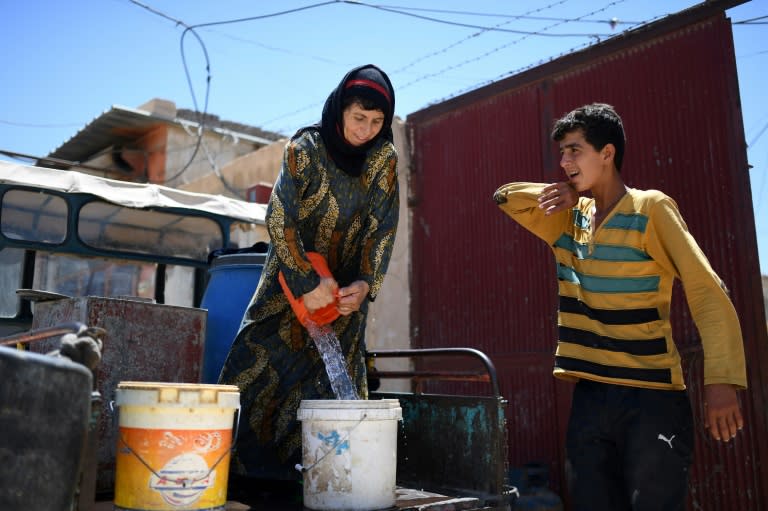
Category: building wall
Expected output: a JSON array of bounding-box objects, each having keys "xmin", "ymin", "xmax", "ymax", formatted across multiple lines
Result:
[
  {"xmin": 365, "ymin": 118, "xmax": 412, "ymax": 391},
  {"xmin": 164, "ymin": 125, "xmax": 263, "ymax": 188},
  {"xmin": 179, "ymin": 136, "xmax": 286, "ymax": 198}
]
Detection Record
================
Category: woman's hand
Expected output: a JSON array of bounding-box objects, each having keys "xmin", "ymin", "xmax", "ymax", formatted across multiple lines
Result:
[
  {"xmin": 302, "ymin": 277, "xmax": 338, "ymax": 313},
  {"xmin": 336, "ymin": 280, "xmax": 370, "ymax": 316},
  {"xmin": 539, "ymin": 182, "xmax": 578, "ymax": 215}
]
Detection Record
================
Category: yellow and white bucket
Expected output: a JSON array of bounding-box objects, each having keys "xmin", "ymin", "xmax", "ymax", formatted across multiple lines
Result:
[{"xmin": 113, "ymin": 382, "xmax": 240, "ymax": 511}]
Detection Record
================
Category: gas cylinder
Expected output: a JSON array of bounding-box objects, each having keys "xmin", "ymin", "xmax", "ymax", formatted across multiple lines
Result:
[{"xmin": 512, "ymin": 463, "xmax": 564, "ymax": 511}]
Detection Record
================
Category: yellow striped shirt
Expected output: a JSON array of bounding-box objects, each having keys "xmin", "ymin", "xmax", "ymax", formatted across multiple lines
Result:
[{"xmin": 495, "ymin": 182, "xmax": 746, "ymax": 391}]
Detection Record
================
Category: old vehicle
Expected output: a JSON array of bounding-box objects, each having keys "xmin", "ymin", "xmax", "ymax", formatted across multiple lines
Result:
[
  {"xmin": 0, "ymin": 160, "xmax": 267, "ymax": 510},
  {"xmin": 0, "ymin": 161, "xmax": 516, "ymax": 511},
  {"xmin": 0, "ymin": 160, "xmax": 267, "ymax": 337}
]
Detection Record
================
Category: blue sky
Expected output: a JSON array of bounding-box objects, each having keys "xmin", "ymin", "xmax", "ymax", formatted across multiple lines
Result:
[{"xmin": 1, "ymin": 0, "xmax": 766, "ymax": 274}]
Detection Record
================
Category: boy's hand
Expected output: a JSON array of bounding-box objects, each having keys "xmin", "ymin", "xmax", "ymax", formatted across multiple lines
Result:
[
  {"xmin": 539, "ymin": 182, "xmax": 578, "ymax": 215},
  {"xmin": 704, "ymin": 384, "xmax": 743, "ymax": 442}
]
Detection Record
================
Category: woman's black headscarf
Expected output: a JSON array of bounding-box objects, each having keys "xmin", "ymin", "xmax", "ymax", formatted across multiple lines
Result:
[{"xmin": 295, "ymin": 64, "xmax": 395, "ymax": 177}]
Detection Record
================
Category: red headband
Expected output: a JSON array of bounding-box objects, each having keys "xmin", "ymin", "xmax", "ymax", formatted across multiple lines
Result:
[{"xmin": 344, "ymin": 79, "xmax": 391, "ymax": 104}]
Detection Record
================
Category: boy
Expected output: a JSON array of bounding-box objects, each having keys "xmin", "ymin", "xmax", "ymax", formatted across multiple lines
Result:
[{"xmin": 493, "ymin": 103, "xmax": 746, "ymax": 510}]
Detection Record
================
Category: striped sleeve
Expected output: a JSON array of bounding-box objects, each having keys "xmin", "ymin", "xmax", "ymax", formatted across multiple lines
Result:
[
  {"xmin": 494, "ymin": 182, "xmax": 571, "ymax": 246},
  {"xmin": 645, "ymin": 198, "xmax": 747, "ymax": 388}
]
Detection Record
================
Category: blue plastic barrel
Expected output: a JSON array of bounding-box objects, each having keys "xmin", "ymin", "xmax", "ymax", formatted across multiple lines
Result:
[{"xmin": 200, "ymin": 252, "xmax": 266, "ymax": 383}]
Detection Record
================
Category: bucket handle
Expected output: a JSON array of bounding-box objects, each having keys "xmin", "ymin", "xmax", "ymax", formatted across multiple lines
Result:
[
  {"xmin": 112, "ymin": 402, "xmax": 242, "ymax": 488},
  {"xmin": 295, "ymin": 412, "xmax": 367, "ymax": 474}
]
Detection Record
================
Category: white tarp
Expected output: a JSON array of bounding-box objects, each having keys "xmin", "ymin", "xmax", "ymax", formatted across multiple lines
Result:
[{"xmin": 0, "ymin": 160, "xmax": 266, "ymax": 225}]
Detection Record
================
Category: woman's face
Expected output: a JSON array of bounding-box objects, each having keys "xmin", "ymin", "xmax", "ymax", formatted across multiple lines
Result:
[{"xmin": 342, "ymin": 103, "xmax": 385, "ymax": 147}]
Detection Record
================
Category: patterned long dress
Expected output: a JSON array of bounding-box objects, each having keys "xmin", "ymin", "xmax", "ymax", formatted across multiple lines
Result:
[{"xmin": 218, "ymin": 129, "xmax": 399, "ymax": 480}]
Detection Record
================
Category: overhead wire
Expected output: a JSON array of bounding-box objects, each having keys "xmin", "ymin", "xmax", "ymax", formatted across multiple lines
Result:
[
  {"xmin": 374, "ymin": 4, "xmax": 641, "ymax": 25},
  {"xmin": 210, "ymin": 31, "xmax": 344, "ymax": 65},
  {"xmin": 125, "ymin": 0, "xmax": 647, "ymax": 139},
  {"xmin": 135, "ymin": 0, "xmax": 627, "ymax": 134},
  {"xmin": 0, "ymin": 149, "xmax": 127, "ymax": 175},
  {"xmin": 733, "ymin": 15, "xmax": 768, "ymax": 24},
  {"xmin": 390, "ymin": 0, "xmax": 572, "ymax": 75},
  {"xmin": 128, "ymin": 0, "xmax": 209, "ymax": 185},
  {"xmin": 344, "ymin": 1, "xmax": 613, "ymax": 37},
  {"xmin": 192, "ymin": 0, "xmax": 612, "ymax": 130},
  {"xmin": 137, "ymin": 0, "xmax": 650, "ymax": 132},
  {"xmin": 128, "ymin": 0, "xmax": 345, "ymax": 193},
  {"xmin": 396, "ymin": 0, "xmax": 629, "ymax": 93},
  {"xmin": 264, "ymin": 0, "xmax": 578, "ymax": 130},
  {"xmin": 0, "ymin": 119, "xmax": 84, "ymax": 128}
]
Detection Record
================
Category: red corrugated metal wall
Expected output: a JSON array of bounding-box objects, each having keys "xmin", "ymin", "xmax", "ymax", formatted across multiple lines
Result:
[{"xmin": 407, "ymin": 7, "xmax": 767, "ymax": 510}]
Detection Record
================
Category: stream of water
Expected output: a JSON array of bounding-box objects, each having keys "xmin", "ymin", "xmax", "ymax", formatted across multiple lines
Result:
[{"xmin": 305, "ymin": 321, "xmax": 359, "ymax": 400}]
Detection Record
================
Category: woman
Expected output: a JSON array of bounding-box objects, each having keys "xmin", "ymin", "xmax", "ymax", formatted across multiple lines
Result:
[{"xmin": 219, "ymin": 64, "xmax": 399, "ymax": 489}]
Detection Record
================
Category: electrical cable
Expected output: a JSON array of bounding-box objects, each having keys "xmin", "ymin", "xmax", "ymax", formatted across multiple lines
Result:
[
  {"xmin": 396, "ymin": 0, "xmax": 628, "ymax": 93},
  {"xmin": 733, "ymin": 15, "xmax": 768, "ymax": 24},
  {"xmin": 374, "ymin": 4, "xmax": 641, "ymax": 25},
  {"xmin": 129, "ymin": 0, "xmax": 343, "ymax": 191},
  {"xmin": 260, "ymin": 0, "xmax": 585, "ymax": 129},
  {"xmin": 125, "ymin": 0, "xmax": 768, "ymax": 196},
  {"xmin": 0, "ymin": 149, "xmax": 125, "ymax": 175},
  {"xmin": 0, "ymin": 119, "xmax": 83, "ymax": 128},
  {"xmin": 262, "ymin": 0, "xmax": 633, "ymax": 129},
  {"xmin": 175, "ymin": 1, "xmax": 342, "ymax": 30},
  {"xmin": 391, "ymin": 0, "xmax": 572, "ymax": 75},
  {"xmin": 344, "ymin": 1, "xmax": 613, "ymax": 37},
  {"xmin": 199, "ymin": 134, "xmax": 247, "ymax": 198}
]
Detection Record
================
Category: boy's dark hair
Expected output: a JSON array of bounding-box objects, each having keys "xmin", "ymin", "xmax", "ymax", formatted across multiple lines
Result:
[{"xmin": 551, "ymin": 103, "xmax": 626, "ymax": 171}]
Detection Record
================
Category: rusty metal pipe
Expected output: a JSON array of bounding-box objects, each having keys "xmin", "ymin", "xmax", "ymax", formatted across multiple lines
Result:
[{"xmin": 0, "ymin": 321, "xmax": 87, "ymax": 346}]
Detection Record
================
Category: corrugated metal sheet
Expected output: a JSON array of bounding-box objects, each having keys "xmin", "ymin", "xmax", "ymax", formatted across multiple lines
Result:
[
  {"xmin": 407, "ymin": 3, "xmax": 767, "ymax": 509},
  {"xmin": 44, "ymin": 105, "xmax": 276, "ymax": 168}
]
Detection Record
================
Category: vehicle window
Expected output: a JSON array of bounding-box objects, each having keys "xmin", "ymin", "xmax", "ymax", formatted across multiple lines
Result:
[
  {"xmin": 79, "ymin": 201, "xmax": 224, "ymax": 261},
  {"xmin": 30, "ymin": 252, "xmax": 197, "ymax": 308},
  {"xmin": 1, "ymin": 190, "xmax": 67, "ymax": 243},
  {"xmin": 33, "ymin": 252, "xmax": 157, "ymax": 300}
]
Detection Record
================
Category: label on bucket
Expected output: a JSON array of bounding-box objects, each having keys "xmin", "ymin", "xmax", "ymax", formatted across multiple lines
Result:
[
  {"xmin": 303, "ymin": 425, "xmax": 353, "ymax": 493},
  {"xmin": 114, "ymin": 427, "xmax": 232, "ymax": 511}
]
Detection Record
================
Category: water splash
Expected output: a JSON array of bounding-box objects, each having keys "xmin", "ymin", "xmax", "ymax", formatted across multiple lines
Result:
[{"xmin": 306, "ymin": 321, "xmax": 359, "ymax": 400}]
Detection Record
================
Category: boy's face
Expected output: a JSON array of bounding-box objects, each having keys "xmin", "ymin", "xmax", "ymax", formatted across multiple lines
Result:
[{"xmin": 558, "ymin": 129, "xmax": 608, "ymax": 193}]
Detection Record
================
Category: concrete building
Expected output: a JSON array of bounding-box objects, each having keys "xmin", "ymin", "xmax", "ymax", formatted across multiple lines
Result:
[{"xmin": 39, "ymin": 98, "xmax": 282, "ymax": 189}]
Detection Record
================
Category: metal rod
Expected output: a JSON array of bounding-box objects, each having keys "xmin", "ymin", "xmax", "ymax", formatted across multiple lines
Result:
[
  {"xmin": 367, "ymin": 347, "xmax": 501, "ymax": 398},
  {"xmin": 373, "ymin": 371, "xmax": 490, "ymax": 381},
  {"xmin": 0, "ymin": 321, "xmax": 86, "ymax": 346}
]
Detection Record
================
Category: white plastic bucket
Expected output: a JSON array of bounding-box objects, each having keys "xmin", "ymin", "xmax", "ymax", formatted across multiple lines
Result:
[
  {"xmin": 113, "ymin": 382, "xmax": 240, "ymax": 511},
  {"xmin": 297, "ymin": 399, "xmax": 402, "ymax": 511}
]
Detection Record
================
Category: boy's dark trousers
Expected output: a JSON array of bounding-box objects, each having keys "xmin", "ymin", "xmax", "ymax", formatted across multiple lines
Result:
[{"xmin": 565, "ymin": 379, "xmax": 694, "ymax": 511}]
